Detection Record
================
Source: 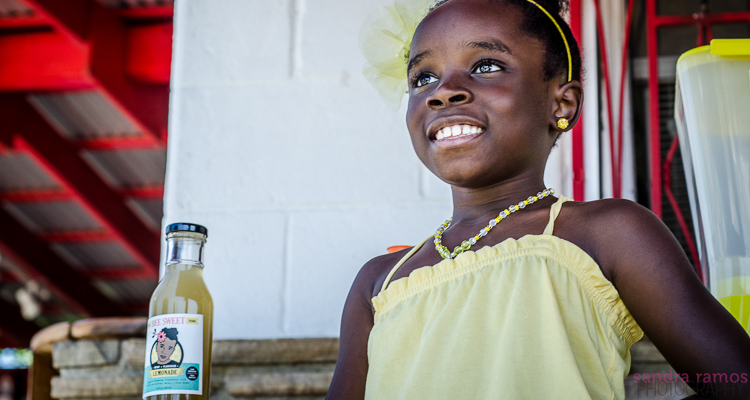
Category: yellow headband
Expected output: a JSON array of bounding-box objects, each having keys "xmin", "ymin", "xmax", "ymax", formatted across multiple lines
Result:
[
  {"xmin": 525, "ymin": 0, "xmax": 573, "ymax": 82},
  {"xmin": 359, "ymin": 0, "xmax": 573, "ymax": 110}
]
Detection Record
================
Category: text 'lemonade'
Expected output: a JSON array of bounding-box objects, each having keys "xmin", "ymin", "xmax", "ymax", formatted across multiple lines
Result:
[{"xmin": 143, "ymin": 223, "xmax": 213, "ymax": 400}]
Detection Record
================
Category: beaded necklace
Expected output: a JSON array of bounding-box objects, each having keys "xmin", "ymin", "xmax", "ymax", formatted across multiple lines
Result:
[{"xmin": 434, "ymin": 188, "xmax": 555, "ymax": 259}]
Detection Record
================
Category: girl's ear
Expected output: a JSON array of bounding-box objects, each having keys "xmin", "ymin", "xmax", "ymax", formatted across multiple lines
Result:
[{"xmin": 549, "ymin": 80, "xmax": 583, "ymax": 133}]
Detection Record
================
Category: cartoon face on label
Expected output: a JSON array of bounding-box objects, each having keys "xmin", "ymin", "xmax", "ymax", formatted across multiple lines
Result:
[{"xmin": 150, "ymin": 327, "xmax": 183, "ymax": 369}]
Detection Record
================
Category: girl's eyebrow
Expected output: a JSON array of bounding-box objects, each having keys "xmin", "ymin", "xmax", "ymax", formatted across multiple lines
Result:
[
  {"xmin": 407, "ymin": 50, "xmax": 432, "ymax": 75},
  {"xmin": 466, "ymin": 40, "xmax": 512, "ymax": 54}
]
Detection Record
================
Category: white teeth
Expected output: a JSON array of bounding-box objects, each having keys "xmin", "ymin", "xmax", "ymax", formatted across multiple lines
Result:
[{"xmin": 434, "ymin": 124, "xmax": 484, "ymax": 140}]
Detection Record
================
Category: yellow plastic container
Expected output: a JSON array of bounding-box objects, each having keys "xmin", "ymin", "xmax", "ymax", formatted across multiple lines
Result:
[{"xmin": 675, "ymin": 39, "xmax": 750, "ymax": 334}]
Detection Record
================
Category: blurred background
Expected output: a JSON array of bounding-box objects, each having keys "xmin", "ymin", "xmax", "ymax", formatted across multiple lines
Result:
[{"xmin": 0, "ymin": 0, "xmax": 747, "ymax": 398}]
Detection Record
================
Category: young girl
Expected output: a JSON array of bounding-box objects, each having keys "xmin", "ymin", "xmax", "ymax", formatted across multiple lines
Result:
[{"xmin": 327, "ymin": 0, "xmax": 750, "ymax": 398}]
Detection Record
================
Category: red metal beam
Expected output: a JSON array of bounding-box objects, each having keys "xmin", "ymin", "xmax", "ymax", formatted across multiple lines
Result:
[
  {"xmin": 569, "ymin": 0, "xmax": 584, "ymax": 201},
  {"xmin": 119, "ymin": 6, "xmax": 174, "ymax": 20},
  {"xmin": 0, "ymin": 207, "xmax": 123, "ymax": 317},
  {"xmin": 0, "ymin": 31, "xmax": 94, "ymax": 91},
  {"xmin": 19, "ymin": 0, "xmax": 171, "ymax": 141},
  {"xmin": 126, "ymin": 23, "xmax": 173, "ymax": 84},
  {"xmin": 0, "ymin": 14, "xmax": 48, "ymax": 29},
  {"xmin": 21, "ymin": 0, "xmax": 89, "ymax": 47},
  {"xmin": 86, "ymin": 268, "xmax": 156, "ymax": 280},
  {"xmin": 88, "ymin": 5, "xmax": 171, "ymax": 141},
  {"xmin": 0, "ymin": 190, "xmax": 71, "ymax": 202},
  {"xmin": 40, "ymin": 231, "xmax": 112, "ymax": 243},
  {"xmin": 119, "ymin": 186, "xmax": 164, "ymax": 198},
  {"xmin": 1, "ymin": 186, "xmax": 162, "ymax": 202},
  {"xmin": 646, "ymin": 0, "xmax": 661, "ymax": 217},
  {"xmin": 0, "ymin": 95, "xmax": 160, "ymax": 276},
  {"xmin": 653, "ymin": 11, "xmax": 750, "ymax": 27},
  {"xmin": 76, "ymin": 136, "xmax": 160, "ymax": 150}
]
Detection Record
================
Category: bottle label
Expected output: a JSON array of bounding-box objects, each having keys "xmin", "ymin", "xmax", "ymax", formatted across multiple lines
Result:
[{"xmin": 142, "ymin": 313, "xmax": 204, "ymax": 398}]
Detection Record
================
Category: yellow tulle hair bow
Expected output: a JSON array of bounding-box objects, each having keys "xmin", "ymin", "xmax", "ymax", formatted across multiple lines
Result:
[{"xmin": 359, "ymin": 0, "xmax": 434, "ymax": 111}]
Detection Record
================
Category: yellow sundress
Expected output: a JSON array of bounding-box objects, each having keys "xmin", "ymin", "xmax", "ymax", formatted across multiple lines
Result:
[{"xmin": 365, "ymin": 196, "xmax": 644, "ymax": 400}]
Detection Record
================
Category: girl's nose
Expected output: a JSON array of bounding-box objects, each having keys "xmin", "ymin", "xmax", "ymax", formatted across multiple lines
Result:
[{"xmin": 426, "ymin": 79, "xmax": 473, "ymax": 109}]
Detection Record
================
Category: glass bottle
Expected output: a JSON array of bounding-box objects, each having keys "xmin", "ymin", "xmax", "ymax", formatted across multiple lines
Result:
[{"xmin": 143, "ymin": 223, "xmax": 213, "ymax": 400}]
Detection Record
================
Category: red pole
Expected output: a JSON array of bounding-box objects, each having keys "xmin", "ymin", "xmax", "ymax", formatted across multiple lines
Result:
[
  {"xmin": 569, "ymin": 0, "xmax": 585, "ymax": 201},
  {"xmin": 646, "ymin": 0, "xmax": 662, "ymax": 217}
]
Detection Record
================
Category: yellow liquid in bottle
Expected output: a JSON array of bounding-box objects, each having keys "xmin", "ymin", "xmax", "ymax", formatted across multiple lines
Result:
[
  {"xmin": 145, "ymin": 262, "xmax": 213, "ymax": 400},
  {"xmin": 717, "ymin": 294, "xmax": 750, "ymax": 334}
]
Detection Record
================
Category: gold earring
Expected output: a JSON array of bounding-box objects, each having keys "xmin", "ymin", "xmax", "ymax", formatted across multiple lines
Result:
[{"xmin": 557, "ymin": 118, "xmax": 569, "ymax": 130}]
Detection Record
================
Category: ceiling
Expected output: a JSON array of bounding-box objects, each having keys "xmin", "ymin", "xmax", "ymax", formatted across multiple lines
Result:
[{"xmin": 0, "ymin": 0, "xmax": 173, "ymax": 347}]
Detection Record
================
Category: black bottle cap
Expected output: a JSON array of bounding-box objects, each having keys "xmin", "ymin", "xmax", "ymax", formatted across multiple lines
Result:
[{"xmin": 166, "ymin": 223, "xmax": 208, "ymax": 238}]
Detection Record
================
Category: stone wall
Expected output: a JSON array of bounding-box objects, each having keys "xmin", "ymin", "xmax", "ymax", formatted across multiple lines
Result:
[
  {"xmin": 30, "ymin": 318, "xmax": 337, "ymax": 400},
  {"xmin": 30, "ymin": 318, "xmax": 694, "ymax": 400},
  {"xmin": 50, "ymin": 339, "xmax": 336, "ymax": 400}
]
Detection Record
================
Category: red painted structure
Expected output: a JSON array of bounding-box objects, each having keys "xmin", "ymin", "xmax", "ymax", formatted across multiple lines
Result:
[
  {"xmin": 0, "ymin": 0, "xmax": 173, "ymax": 345},
  {"xmin": 569, "ymin": 0, "xmax": 585, "ymax": 202},
  {"xmin": 646, "ymin": 0, "xmax": 750, "ymax": 281}
]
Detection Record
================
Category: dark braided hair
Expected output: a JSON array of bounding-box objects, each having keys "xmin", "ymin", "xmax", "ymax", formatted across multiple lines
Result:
[{"xmin": 428, "ymin": 0, "xmax": 582, "ymax": 83}]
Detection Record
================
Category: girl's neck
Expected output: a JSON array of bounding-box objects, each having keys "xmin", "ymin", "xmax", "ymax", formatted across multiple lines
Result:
[{"xmin": 450, "ymin": 173, "xmax": 548, "ymax": 224}]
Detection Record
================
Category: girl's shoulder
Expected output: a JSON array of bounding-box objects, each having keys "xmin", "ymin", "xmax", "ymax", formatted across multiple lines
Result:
[
  {"xmin": 554, "ymin": 197, "xmax": 672, "ymax": 282},
  {"xmin": 351, "ymin": 249, "xmax": 414, "ymax": 307}
]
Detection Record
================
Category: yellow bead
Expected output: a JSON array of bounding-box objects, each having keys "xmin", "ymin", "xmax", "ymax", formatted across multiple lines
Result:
[
  {"xmin": 494, "ymin": 218, "xmax": 501, "ymax": 223},
  {"xmin": 474, "ymin": 235, "xmax": 480, "ymax": 240}
]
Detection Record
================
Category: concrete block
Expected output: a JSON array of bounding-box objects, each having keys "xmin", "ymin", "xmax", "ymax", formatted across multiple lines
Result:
[
  {"xmin": 166, "ymin": 80, "xmax": 421, "ymax": 212},
  {"xmin": 158, "ymin": 210, "xmax": 287, "ymax": 340},
  {"xmin": 53, "ymin": 340, "xmax": 120, "ymax": 369},
  {"xmin": 284, "ymin": 203, "xmax": 450, "ymax": 336},
  {"xmin": 300, "ymin": 0, "xmax": 395, "ymax": 78},
  {"xmin": 172, "ymin": 0, "xmax": 292, "ymax": 88},
  {"xmin": 50, "ymin": 376, "xmax": 142, "ymax": 399},
  {"xmin": 225, "ymin": 372, "xmax": 333, "ymax": 397},
  {"xmin": 212, "ymin": 339, "xmax": 338, "ymax": 365},
  {"xmin": 121, "ymin": 338, "xmax": 147, "ymax": 367}
]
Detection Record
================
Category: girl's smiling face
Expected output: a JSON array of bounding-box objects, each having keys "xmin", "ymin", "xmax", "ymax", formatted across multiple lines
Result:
[{"xmin": 406, "ymin": 0, "xmax": 565, "ymax": 189}]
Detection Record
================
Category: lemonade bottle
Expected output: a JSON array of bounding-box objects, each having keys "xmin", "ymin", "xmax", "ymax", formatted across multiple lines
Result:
[{"xmin": 143, "ymin": 223, "xmax": 213, "ymax": 399}]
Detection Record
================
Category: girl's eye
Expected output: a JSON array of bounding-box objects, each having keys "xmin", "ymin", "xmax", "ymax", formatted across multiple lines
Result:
[
  {"xmin": 415, "ymin": 75, "xmax": 438, "ymax": 87},
  {"xmin": 473, "ymin": 62, "xmax": 501, "ymax": 74}
]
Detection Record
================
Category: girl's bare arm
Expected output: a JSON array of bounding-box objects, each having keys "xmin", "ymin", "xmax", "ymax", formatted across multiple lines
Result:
[
  {"xmin": 326, "ymin": 254, "xmax": 394, "ymax": 400},
  {"xmin": 596, "ymin": 200, "xmax": 750, "ymax": 398}
]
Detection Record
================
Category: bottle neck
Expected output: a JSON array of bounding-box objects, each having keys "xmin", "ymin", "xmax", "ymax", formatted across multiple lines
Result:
[{"xmin": 165, "ymin": 232, "xmax": 206, "ymax": 267}]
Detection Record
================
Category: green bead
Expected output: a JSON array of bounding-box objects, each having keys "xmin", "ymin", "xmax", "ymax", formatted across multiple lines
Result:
[
  {"xmin": 461, "ymin": 240, "xmax": 471, "ymax": 250},
  {"xmin": 453, "ymin": 246, "xmax": 464, "ymax": 255}
]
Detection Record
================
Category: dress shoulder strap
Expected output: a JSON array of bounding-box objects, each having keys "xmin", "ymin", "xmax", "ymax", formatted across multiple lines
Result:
[
  {"xmin": 380, "ymin": 237, "xmax": 430, "ymax": 292},
  {"xmin": 543, "ymin": 195, "xmax": 572, "ymax": 236}
]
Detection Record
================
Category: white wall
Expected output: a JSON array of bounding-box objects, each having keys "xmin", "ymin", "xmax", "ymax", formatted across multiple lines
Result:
[{"xmin": 164, "ymin": 0, "xmax": 574, "ymax": 339}]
